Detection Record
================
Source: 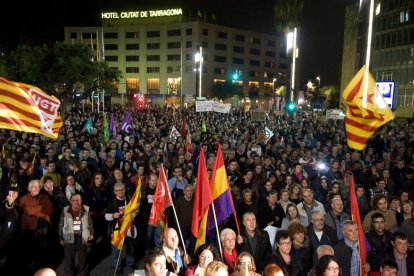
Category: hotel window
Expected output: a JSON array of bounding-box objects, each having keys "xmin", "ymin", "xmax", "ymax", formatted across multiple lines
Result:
[
  {"xmin": 235, "ymin": 34, "xmax": 245, "ymax": 42},
  {"xmin": 279, "ymin": 63, "xmax": 288, "ymax": 69},
  {"xmin": 147, "ymin": 55, "xmax": 160, "ymax": 61},
  {"xmin": 82, "ymin": 33, "xmax": 96, "ymax": 39},
  {"xmin": 125, "ymin": 32, "xmax": 139, "ymax": 38},
  {"xmin": 105, "ymin": 56, "xmax": 118, "ymax": 62},
  {"xmin": 265, "ymin": 61, "xmax": 275, "ymax": 68},
  {"xmin": 265, "ymin": 51, "xmax": 275, "ymax": 57},
  {"xmin": 214, "ymin": 68, "xmax": 226, "ymax": 75},
  {"xmin": 202, "ymin": 41, "xmax": 208, "ymax": 48},
  {"xmin": 186, "ymin": 54, "xmax": 192, "ymax": 61},
  {"xmin": 168, "ymin": 29, "xmax": 181, "ymax": 36},
  {"xmin": 167, "ymin": 78, "xmax": 180, "ymax": 94},
  {"xmin": 147, "ymin": 43, "xmax": 160, "ymax": 49},
  {"xmin": 167, "ymin": 54, "xmax": 181, "ymax": 61},
  {"xmin": 104, "ymin": 32, "xmax": 118, "ymax": 39},
  {"xmin": 186, "ymin": 41, "xmax": 192, "ymax": 48},
  {"xmin": 279, "ymin": 52, "xmax": 287, "ymax": 58},
  {"xmin": 267, "ymin": 40, "xmax": 276, "ymax": 47},
  {"xmin": 126, "ymin": 78, "xmax": 139, "ymax": 92},
  {"xmin": 233, "ymin": 46, "xmax": 244, "ymax": 53},
  {"xmin": 217, "ymin": 31, "xmax": 227, "ymax": 39},
  {"xmin": 125, "ymin": 44, "xmax": 139, "ymax": 50},
  {"xmin": 167, "ymin": 42, "xmax": 181, "ymax": 49},
  {"xmin": 167, "ymin": 66, "xmax": 181, "ymax": 73},
  {"xmin": 147, "ymin": 78, "xmax": 160, "ymax": 93},
  {"xmin": 233, "ymin": 58, "xmax": 244, "ymax": 65},
  {"xmin": 214, "ymin": 56, "xmax": 226, "ymax": 63},
  {"xmin": 70, "ymin": 33, "xmax": 77, "ymax": 39},
  {"xmin": 202, "ymin": 29, "xmax": 208, "ymax": 36},
  {"xmin": 215, "ymin": 43, "xmax": 227, "ymax": 51},
  {"xmin": 147, "ymin": 67, "xmax": 160, "ymax": 73},
  {"xmin": 126, "ymin": 67, "xmax": 139, "ymax": 73},
  {"xmin": 105, "ymin": 44, "xmax": 118, "ymax": 50},
  {"xmin": 185, "ymin": 66, "xmax": 193, "ymax": 72},
  {"xmin": 249, "ymin": 71, "xmax": 259, "ymax": 77},
  {"xmin": 126, "ymin": 56, "xmax": 139, "ymax": 61},
  {"xmin": 250, "ymin": 60, "xmax": 260, "ymax": 66},
  {"xmin": 251, "ymin": 37, "xmax": 261, "ymax": 44},
  {"xmin": 186, "ymin": 28, "xmax": 192, "ymax": 35},
  {"xmin": 250, "ymin": 48, "xmax": 260, "ymax": 55},
  {"xmin": 147, "ymin": 31, "xmax": 160, "ymax": 37}
]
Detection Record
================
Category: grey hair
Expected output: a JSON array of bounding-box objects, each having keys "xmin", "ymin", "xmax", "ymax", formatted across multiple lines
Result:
[
  {"xmin": 316, "ymin": 245, "xmax": 334, "ymax": 259},
  {"xmin": 311, "ymin": 210, "xmax": 324, "ymax": 220},
  {"xmin": 113, "ymin": 182, "xmax": 125, "ymax": 190},
  {"xmin": 220, "ymin": 228, "xmax": 236, "ymax": 242}
]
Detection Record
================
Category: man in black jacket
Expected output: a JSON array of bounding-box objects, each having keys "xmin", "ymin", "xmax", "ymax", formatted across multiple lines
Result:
[
  {"xmin": 257, "ymin": 189, "xmax": 285, "ymax": 229},
  {"xmin": 366, "ymin": 212, "xmax": 392, "ymax": 273},
  {"xmin": 237, "ymin": 212, "xmax": 272, "ymax": 273},
  {"xmin": 334, "ymin": 220, "xmax": 370, "ymax": 276},
  {"xmin": 383, "ymin": 232, "xmax": 414, "ymax": 276}
]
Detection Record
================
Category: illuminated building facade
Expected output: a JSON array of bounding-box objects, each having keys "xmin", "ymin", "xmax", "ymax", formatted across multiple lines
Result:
[{"xmin": 63, "ymin": 8, "xmax": 288, "ymax": 106}]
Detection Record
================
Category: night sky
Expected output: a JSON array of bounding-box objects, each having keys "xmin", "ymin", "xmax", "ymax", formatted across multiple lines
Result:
[{"xmin": 0, "ymin": 0, "xmax": 355, "ymax": 88}]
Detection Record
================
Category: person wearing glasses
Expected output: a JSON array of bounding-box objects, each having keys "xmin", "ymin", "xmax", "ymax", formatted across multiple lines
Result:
[
  {"xmin": 58, "ymin": 192, "xmax": 94, "ymax": 276},
  {"xmin": 220, "ymin": 228, "xmax": 238, "ymax": 273},
  {"xmin": 271, "ymin": 230, "xmax": 303, "ymax": 276},
  {"xmin": 105, "ymin": 182, "xmax": 138, "ymax": 274},
  {"xmin": 315, "ymin": 255, "xmax": 341, "ymax": 276}
]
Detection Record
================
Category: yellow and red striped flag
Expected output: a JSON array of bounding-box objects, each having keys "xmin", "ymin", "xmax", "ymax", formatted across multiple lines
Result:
[
  {"xmin": 111, "ymin": 179, "xmax": 142, "ymax": 250},
  {"xmin": 27, "ymin": 153, "xmax": 37, "ymax": 176},
  {"xmin": 342, "ymin": 66, "xmax": 394, "ymax": 150},
  {"xmin": 0, "ymin": 77, "xmax": 63, "ymax": 139}
]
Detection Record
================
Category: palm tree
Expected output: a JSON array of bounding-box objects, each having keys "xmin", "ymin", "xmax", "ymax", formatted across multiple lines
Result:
[{"xmin": 273, "ymin": 0, "xmax": 305, "ymax": 34}]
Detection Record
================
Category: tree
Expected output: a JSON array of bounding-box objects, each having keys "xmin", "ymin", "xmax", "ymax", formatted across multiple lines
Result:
[
  {"xmin": 210, "ymin": 81, "xmax": 239, "ymax": 100},
  {"xmin": 1, "ymin": 42, "xmax": 122, "ymax": 111},
  {"xmin": 273, "ymin": 0, "xmax": 305, "ymax": 34},
  {"xmin": 320, "ymin": 85, "xmax": 340, "ymax": 109}
]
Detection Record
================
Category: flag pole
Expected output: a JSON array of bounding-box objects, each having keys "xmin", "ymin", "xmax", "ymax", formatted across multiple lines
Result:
[
  {"xmin": 362, "ymin": 0, "xmax": 375, "ymax": 108},
  {"xmin": 114, "ymin": 243, "xmax": 124, "ymax": 276},
  {"xmin": 210, "ymin": 203, "xmax": 223, "ymax": 259},
  {"xmin": 170, "ymin": 199, "xmax": 188, "ymax": 257}
]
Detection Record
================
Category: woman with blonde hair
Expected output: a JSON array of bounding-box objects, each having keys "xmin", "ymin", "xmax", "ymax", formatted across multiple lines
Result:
[
  {"xmin": 230, "ymin": 252, "xmax": 261, "ymax": 276},
  {"xmin": 205, "ymin": 260, "xmax": 229, "ymax": 276}
]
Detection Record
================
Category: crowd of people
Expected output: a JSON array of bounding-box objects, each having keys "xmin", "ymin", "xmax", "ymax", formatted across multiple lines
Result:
[{"xmin": 0, "ymin": 103, "xmax": 414, "ymax": 276}]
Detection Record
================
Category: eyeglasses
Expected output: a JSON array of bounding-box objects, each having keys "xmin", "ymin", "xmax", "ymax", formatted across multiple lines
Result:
[
  {"xmin": 279, "ymin": 241, "xmax": 292, "ymax": 246},
  {"xmin": 327, "ymin": 267, "xmax": 340, "ymax": 272},
  {"xmin": 114, "ymin": 189, "xmax": 125, "ymax": 192}
]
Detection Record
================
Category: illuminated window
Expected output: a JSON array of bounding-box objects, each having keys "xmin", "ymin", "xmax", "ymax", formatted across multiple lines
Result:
[
  {"xmin": 147, "ymin": 78, "xmax": 160, "ymax": 94},
  {"xmin": 167, "ymin": 78, "xmax": 181, "ymax": 94},
  {"xmin": 263, "ymin": 82, "xmax": 273, "ymax": 94},
  {"xmin": 214, "ymin": 79, "xmax": 225, "ymax": 84},
  {"xmin": 126, "ymin": 78, "xmax": 139, "ymax": 94}
]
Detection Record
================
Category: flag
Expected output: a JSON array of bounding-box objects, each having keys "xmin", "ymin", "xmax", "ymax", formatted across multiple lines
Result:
[
  {"xmin": 102, "ymin": 113, "xmax": 110, "ymax": 144},
  {"xmin": 181, "ymin": 118, "xmax": 187, "ymax": 137},
  {"xmin": 148, "ymin": 165, "xmax": 173, "ymax": 226},
  {"xmin": 349, "ymin": 175, "xmax": 367, "ymax": 275},
  {"xmin": 85, "ymin": 116, "xmax": 94, "ymax": 135},
  {"xmin": 201, "ymin": 120, "xmax": 207, "ymax": 133},
  {"xmin": 109, "ymin": 113, "xmax": 117, "ymax": 140},
  {"xmin": 120, "ymin": 111, "xmax": 133, "ymax": 133},
  {"xmin": 265, "ymin": 127, "xmax": 274, "ymax": 143},
  {"xmin": 0, "ymin": 77, "xmax": 63, "ymax": 139},
  {"xmin": 207, "ymin": 144, "xmax": 235, "ymax": 232},
  {"xmin": 27, "ymin": 153, "xmax": 37, "ymax": 176},
  {"xmin": 185, "ymin": 129, "xmax": 192, "ymax": 154},
  {"xmin": 192, "ymin": 149, "xmax": 213, "ymax": 250},
  {"xmin": 2, "ymin": 144, "xmax": 6, "ymax": 160},
  {"xmin": 343, "ymin": 65, "xmax": 394, "ymax": 150},
  {"xmin": 169, "ymin": 126, "xmax": 182, "ymax": 142},
  {"xmin": 212, "ymin": 12, "xmax": 217, "ymax": 21},
  {"xmin": 111, "ymin": 179, "xmax": 142, "ymax": 250},
  {"xmin": 197, "ymin": 10, "xmax": 202, "ymax": 18}
]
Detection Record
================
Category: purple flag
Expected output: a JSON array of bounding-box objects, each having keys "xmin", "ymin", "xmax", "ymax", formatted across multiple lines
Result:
[
  {"xmin": 120, "ymin": 111, "xmax": 133, "ymax": 133},
  {"xmin": 109, "ymin": 113, "xmax": 117, "ymax": 140}
]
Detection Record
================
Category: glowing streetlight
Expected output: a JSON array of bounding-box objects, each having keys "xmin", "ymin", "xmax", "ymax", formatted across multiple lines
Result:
[{"xmin": 194, "ymin": 46, "xmax": 203, "ymax": 98}]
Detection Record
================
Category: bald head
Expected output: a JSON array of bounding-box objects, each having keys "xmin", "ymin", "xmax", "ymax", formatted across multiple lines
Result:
[{"xmin": 34, "ymin": 268, "xmax": 57, "ymax": 276}]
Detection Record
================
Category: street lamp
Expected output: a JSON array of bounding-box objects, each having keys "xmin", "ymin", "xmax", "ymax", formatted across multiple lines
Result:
[
  {"xmin": 316, "ymin": 76, "xmax": 320, "ymax": 108},
  {"xmin": 286, "ymin": 27, "xmax": 298, "ymax": 103},
  {"xmin": 194, "ymin": 46, "xmax": 203, "ymax": 98}
]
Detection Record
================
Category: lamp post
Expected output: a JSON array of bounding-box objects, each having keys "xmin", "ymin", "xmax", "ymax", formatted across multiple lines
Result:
[
  {"xmin": 194, "ymin": 46, "xmax": 203, "ymax": 98},
  {"xmin": 316, "ymin": 76, "xmax": 320, "ymax": 109},
  {"xmin": 286, "ymin": 28, "xmax": 298, "ymax": 103}
]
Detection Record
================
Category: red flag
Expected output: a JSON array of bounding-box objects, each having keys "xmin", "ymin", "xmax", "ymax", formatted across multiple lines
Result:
[
  {"xmin": 181, "ymin": 117, "xmax": 187, "ymax": 137},
  {"xmin": 148, "ymin": 165, "xmax": 173, "ymax": 226},
  {"xmin": 349, "ymin": 175, "xmax": 367, "ymax": 274},
  {"xmin": 192, "ymin": 149, "xmax": 213, "ymax": 249},
  {"xmin": 185, "ymin": 129, "xmax": 192, "ymax": 154},
  {"xmin": 27, "ymin": 153, "xmax": 37, "ymax": 176}
]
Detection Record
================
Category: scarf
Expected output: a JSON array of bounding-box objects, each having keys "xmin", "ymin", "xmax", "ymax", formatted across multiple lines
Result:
[
  {"xmin": 222, "ymin": 248, "xmax": 238, "ymax": 271},
  {"xmin": 345, "ymin": 239, "xmax": 359, "ymax": 276}
]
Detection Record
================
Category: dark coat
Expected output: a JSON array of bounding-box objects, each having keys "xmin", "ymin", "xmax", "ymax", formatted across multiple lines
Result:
[
  {"xmin": 383, "ymin": 250, "xmax": 414, "ymax": 276},
  {"xmin": 333, "ymin": 239, "xmax": 356, "ymax": 276},
  {"xmin": 238, "ymin": 229, "xmax": 272, "ymax": 272},
  {"xmin": 366, "ymin": 230, "xmax": 392, "ymax": 272},
  {"xmin": 257, "ymin": 202, "xmax": 285, "ymax": 229},
  {"xmin": 271, "ymin": 247, "xmax": 304, "ymax": 276},
  {"xmin": 306, "ymin": 224, "xmax": 338, "ymax": 266}
]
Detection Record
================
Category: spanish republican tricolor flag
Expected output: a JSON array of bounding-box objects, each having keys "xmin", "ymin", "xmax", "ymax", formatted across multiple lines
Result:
[
  {"xmin": 111, "ymin": 179, "xmax": 142, "ymax": 250},
  {"xmin": 0, "ymin": 77, "xmax": 63, "ymax": 139},
  {"xmin": 342, "ymin": 66, "xmax": 394, "ymax": 150}
]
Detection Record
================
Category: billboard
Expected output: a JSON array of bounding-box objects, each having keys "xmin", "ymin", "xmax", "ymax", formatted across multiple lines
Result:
[{"xmin": 376, "ymin": 81, "xmax": 395, "ymax": 108}]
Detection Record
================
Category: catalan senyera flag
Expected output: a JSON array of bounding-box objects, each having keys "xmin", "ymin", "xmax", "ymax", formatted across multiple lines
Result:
[
  {"xmin": 111, "ymin": 179, "xmax": 142, "ymax": 250},
  {"xmin": 2, "ymin": 144, "xmax": 6, "ymax": 160},
  {"xmin": 342, "ymin": 66, "xmax": 394, "ymax": 150},
  {"xmin": 181, "ymin": 117, "xmax": 187, "ymax": 137},
  {"xmin": 148, "ymin": 165, "xmax": 173, "ymax": 226},
  {"xmin": 349, "ymin": 175, "xmax": 367, "ymax": 275},
  {"xmin": 0, "ymin": 77, "xmax": 63, "ymax": 139},
  {"xmin": 192, "ymin": 149, "xmax": 213, "ymax": 250},
  {"xmin": 27, "ymin": 153, "xmax": 37, "ymax": 176},
  {"xmin": 207, "ymin": 144, "xmax": 235, "ymax": 232}
]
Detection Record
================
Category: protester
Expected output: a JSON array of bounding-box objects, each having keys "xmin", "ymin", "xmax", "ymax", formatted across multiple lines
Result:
[
  {"xmin": 184, "ymin": 243, "xmax": 220, "ymax": 276},
  {"xmin": 230, "ymin": 252, "xmax": 261, "ymax": 276},
  {"xmin": 315, "ymin": 255, "xmax": 341, "ymax": 276},
  {"xmin": 220, "ymin": 228, "xmax": 238, "ymax": 273}
]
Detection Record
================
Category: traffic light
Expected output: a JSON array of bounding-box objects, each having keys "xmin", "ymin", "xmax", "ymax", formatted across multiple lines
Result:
[
  {"xmin": 286, "ymin": 102, "xmax": 297, "ymax": 113},
  {"xmin": 232, "ymin": 72, "xmax": 239, "ymax": 80}
]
